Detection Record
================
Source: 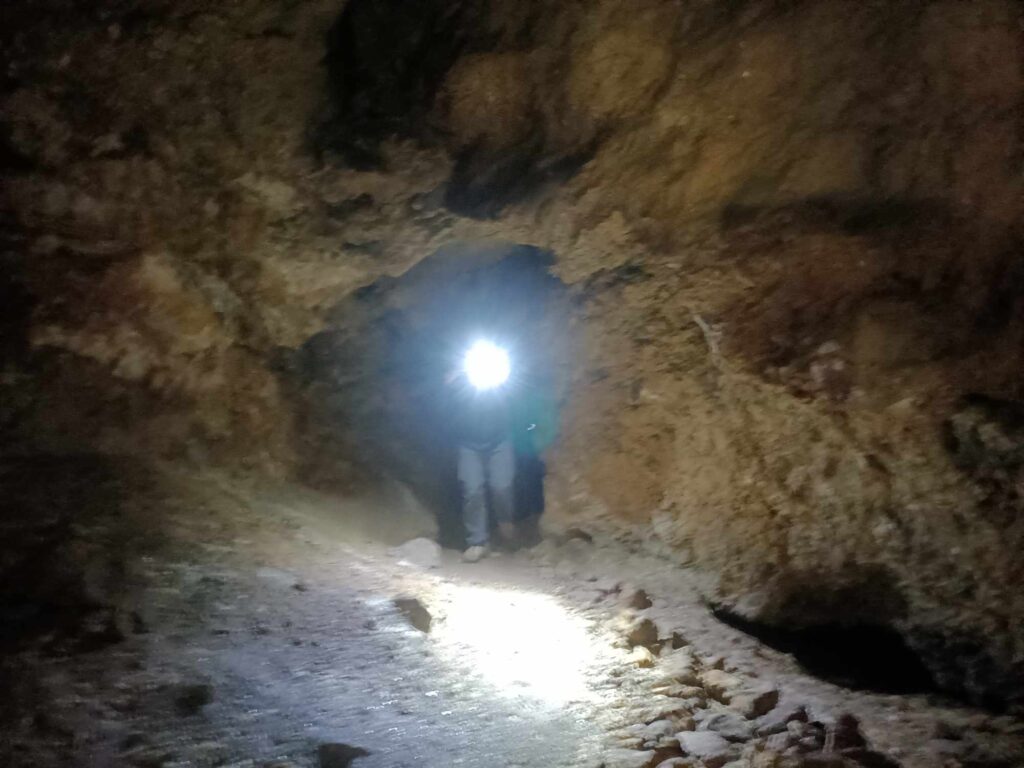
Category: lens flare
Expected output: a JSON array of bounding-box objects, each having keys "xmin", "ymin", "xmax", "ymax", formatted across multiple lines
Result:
[{"xmin": 463, "ymin": 340, "xmax": 511, "ymax": 391}]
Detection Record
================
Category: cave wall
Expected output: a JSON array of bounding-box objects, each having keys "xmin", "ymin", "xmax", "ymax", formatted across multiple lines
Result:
[
  {"xmin": 2, "ymin": 0, "xmax": 1023, "ymax": 703},
  {"xmin": 532, "ymin": 0, "xmax": 1024, "ymax": 703}
]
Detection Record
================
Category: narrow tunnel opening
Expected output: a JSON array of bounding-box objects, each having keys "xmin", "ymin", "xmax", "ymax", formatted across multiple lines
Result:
[
  {"xmin": 711, "ymin": 607, "xmax": 941, "ymax": 697},
  {"xmin": 294, "ymin": 242, "xmax": 570, "ymax": 549}
]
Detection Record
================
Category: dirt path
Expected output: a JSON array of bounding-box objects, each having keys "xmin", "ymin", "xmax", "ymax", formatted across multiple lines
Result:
[
  {"xmin": 2, "ymin": 460, "xmax": 1022, "ymax": 768},
  {"xmin": 2, "ymin": 464, "xmax": 620, "ymax": 767}
]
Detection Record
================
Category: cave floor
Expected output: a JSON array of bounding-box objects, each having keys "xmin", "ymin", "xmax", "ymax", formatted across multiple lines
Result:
[{"xmin": 1, "ymin": 459, "xmax": 1021, "ymax": 768}]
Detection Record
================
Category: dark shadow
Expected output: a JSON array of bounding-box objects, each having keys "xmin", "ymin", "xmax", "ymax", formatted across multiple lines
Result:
[
  {"xmin": 711, "ymin": 607, "xmax": 939, "ymax": 695},
  {"xmin": 0, "ymin": 454, "xmax": 146, "ymax": 654},
  {"xmin": 444, "ymin": 139, "xmax": 598, "ymax": 220},
  {"xmin": 719, "ymin": 195, "xmax": 953, "ymax": 235}
]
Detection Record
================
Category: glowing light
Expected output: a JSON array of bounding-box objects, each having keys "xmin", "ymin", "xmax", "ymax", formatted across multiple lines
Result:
[
  {"xmin": 432, "ymin": 585, "xmax": 601, "ymax": 706},
  {"xmin": 463, "ymin": 340, "xmax": 511, "ymax": 391}
]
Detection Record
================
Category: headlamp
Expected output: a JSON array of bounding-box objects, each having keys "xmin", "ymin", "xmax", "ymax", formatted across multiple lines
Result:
[{"xmin": 463, "ymin": 340, "xmax": 511, "ymax": 391}]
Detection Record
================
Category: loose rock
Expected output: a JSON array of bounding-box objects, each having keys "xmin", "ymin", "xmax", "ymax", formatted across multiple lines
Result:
[
  {"xmin": 625, "ymin": 588, "xmax": 653, "ymax": 610},
  {"xmin": 728, "ymin": 686, "xmax": 779, "ymax": 719},
  {"xmin": 317, "ymin": 743, "xmax": 370, "ymax": 768},
  {"xmin": 625, "ymin": 617, "xmax": 660, "ymax": 650},
  {"xmin": 830, "ymin": 713, "xmax": 866, "ymax": 750},
  {"xmin": 393, "ymin": 597, "xmax": 431, "ymax": 633},
  {"xmin": 173, "ymin": 683, "xmax": 214, "ymax": 715},
  {"xmin": 700, "ymin": 669, "xmax": 742, "ymax": 703},
  {"xmin": 658, "ymin": 648, "xmax": 700, "ymax": 686},
  {"xmin": 391, "ymin": 538, "xmax": 441, "ymax": 569},
  {"xmin": 630, "ymin": 646, "xmax": 657, "ymax": 668},
  {"xmin": 698, "ymin": 711, "xmax": 754, "ymax": 742},
  {"xmin": 677, "ymin": 731, "xmax": 734, "ymax": 768},
  {"xmin": 639, "ymin": 719, "xmax": 678, "ymax": 747},
  {"xmin": 755, "ymin": 705, "xmax": 808, "ymax": 737}
]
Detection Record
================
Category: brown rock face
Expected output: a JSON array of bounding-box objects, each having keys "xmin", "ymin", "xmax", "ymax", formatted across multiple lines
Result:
[{"xmin": 2, "ymin": 0, "xmax": 1022, "ymax": 704}]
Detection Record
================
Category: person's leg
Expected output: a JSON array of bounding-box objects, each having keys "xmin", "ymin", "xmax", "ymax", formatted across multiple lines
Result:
[
  {"xmin": 458, "ymin": 445, "xmax": 488, "ymax": 548},
  {"xmin": 519, "ymin": 453, "xmax": 544, "ymax": 547},
  {"xmin": 488, "ymin": 440, "xmax": 517, "ymax": 544}
]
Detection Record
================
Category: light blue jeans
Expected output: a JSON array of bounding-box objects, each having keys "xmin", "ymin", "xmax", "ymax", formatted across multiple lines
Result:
[{"xmin": 459, "ymin": 440, "xmax": 515, "ymax": 547}]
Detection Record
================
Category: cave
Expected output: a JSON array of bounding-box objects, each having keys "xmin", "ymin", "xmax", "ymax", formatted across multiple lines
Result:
[
  {"xmin": 2, "ymin": 1, "xmax": 1024, "ymax": 767},
  {"xmin": 293, "ymin": 242, "xmax": 569, "ymax": 547}
]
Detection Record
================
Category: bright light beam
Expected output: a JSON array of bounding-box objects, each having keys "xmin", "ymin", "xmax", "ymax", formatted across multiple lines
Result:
[
  {"xmin": 463, "ymin": 340, "xmax": 511, "ymax": 391},
  {"xmin": 432, "ymin": 584, "xmax": 600, "ymax": 706}
]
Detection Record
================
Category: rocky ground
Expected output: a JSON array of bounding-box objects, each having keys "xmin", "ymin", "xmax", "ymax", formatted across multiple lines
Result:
[{"xmin": 1, "ymin": 458, "xmax": 1020, "ymax": 768}]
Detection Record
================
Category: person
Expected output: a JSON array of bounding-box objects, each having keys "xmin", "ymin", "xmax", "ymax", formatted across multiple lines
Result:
[
  {"xmin": 511, "ymin": 379, "xmax": 558, "ymax": 546},
  {"xmin": 447, "ymin": 365, "xmax": 517, "ymax": 562}
]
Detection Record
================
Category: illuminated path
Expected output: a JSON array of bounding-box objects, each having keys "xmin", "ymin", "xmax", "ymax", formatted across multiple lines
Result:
[
  {"xmin": 6, "ymin": 465, "xmax": 1018, "ymax": 768},
  {"xmin": 8, "ymin": 470, "xmax": 622, "ymax": 768}
]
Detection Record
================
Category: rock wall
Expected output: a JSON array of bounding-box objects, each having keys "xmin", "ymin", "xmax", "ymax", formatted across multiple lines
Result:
[
  {"xmin": 533, "ymin": 0, "xmax": 1024, "ymax": 704},
  {"xmin": 2, "ymin": 0, "xmax": 1022, "ymax": 703}
]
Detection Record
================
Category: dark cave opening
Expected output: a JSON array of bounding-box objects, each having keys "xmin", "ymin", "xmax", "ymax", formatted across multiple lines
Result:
[
  {"xmin": 295, "ymin": 242, "xmax": 571, "ymax": 548},
  {"xmin": 712, "ymin": 607, "xmax": 941, "ymax": 697}
]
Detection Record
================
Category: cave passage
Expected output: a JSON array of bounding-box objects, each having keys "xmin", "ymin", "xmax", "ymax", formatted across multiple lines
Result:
[
  {"xmin": 4, "ymin": 0, "xmax": 1024, "ymax": 764},
  {"xmin": 296, "ymin": 242, "xmax": 570, "ymax": 548}
]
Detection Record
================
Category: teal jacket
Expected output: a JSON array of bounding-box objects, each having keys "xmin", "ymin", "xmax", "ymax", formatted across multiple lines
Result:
[{"xmin": 511, "ymin": 387, "xmax": 559, "ymax": 456}]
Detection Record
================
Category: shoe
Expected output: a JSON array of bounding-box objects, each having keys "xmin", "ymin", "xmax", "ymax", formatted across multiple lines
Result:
[{"xmin": 462, "ymin": 545, "xmax": 489, "ymax": 563}]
